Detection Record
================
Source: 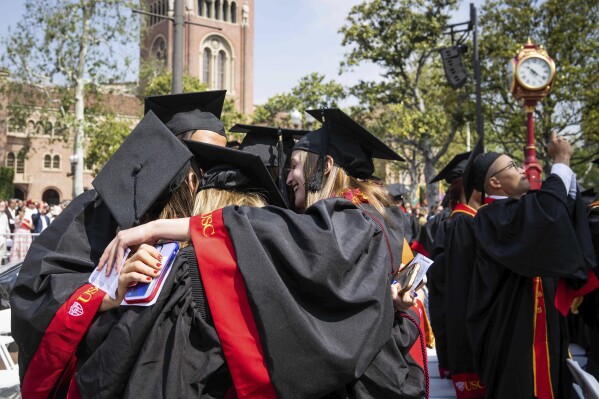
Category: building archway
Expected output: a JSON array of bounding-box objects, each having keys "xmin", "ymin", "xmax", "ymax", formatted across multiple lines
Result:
[
  {"xmin": 42, "ymin": 188, "xmax": 61, "ymax": 205},
  {"xmin": 14, "ymin": 187, "xmax": 25, "ymax": 200},
  {"xmin": 199, "ymin": 34, "xmax": 235, "ymax": 92}
]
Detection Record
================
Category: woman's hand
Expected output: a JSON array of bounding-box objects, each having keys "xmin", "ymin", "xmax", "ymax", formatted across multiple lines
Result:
[
  {"xmin": 98, "ymin": 218, "xmax": 191, "ymax": 276},
  {"xmin": 99, "ymin": 244, "xmax": 163, "ymax": 312},
  {"xmin": 98, "ymin": 223, "xmax": 157, "ymax": 276},
  {"xmin": 391, "ymin": 283, "xmax": 417, "ymax": 311}
]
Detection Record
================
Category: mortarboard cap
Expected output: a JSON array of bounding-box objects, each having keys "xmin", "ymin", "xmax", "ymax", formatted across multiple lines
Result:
[
  {"xmin": 144, "ymin": 91, "xmax": 226, "ymax": 136},
  {"xmin": 593, "ymin": 158, "xmax": 599, "ymax": 165},
  {"xmin": 385, "ymin": 183, "xmax": 409, "ymax": 200},
  {"xmin": 429, "ymin": 151, "xmax": 472, "ymax": 184},
  {"xmin": 293, "ymin": 108, "xmax": 404, "ymax": 190},
  {"xmin": 183, "ymin": 140, "xmax": 287, "ymax": 208},
  {"xmin": 92, "ymin": 111, "xmax": 194, "ymax": 229},
  {"xmin": 231, "ymin": 124, "xmax": 309, "ymax": 167},
  {"xmin": 232, "ymin": 124, "xmax": 309, "ymax": 208},
  {"xmin": 463, "ymin": 136, "xmax": 501, "ymax": 201}
]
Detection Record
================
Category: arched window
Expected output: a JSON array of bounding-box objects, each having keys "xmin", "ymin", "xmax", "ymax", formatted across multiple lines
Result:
[
  {"xmin": 151, "ymin": 36, "xmax": 167, "ymax": 63},
  {"xmin": 230, "ymin": 2, "xmax": 237, "ymax": 23},
  {"xmin": 223, "ymin": 0, "xmax": 228, "ymax": 21},
  {"xmin": 14, "ymin": 187, "xmax": 25, "ymax": 201},
  {"xmin": 6, "ymin": 153, "xmax": 15, "ymax": 169},
  {"xmin": 44, "ymin": 154, "xmax": 52, "ymax": 169},
  {"xmin": 26, "ymin": 120, "xmax": 35, "ymax": 135},
  {"xmin": 215, "ymin": 0, "xmax": 221, "ymax": 20},
  {"xmin": 45, "ymin": 122, "xmax": 53, "ymax": 136},
  {"xmin": 16, "ymin": 153, "xmax": 25, "ymax": 174},
  {"xmin": 161, "ymin": 0, "xmax": 166, "ymax": 16},
  {"xmin": 202, "ymin": 48, "xmax": 211, "ymax": 85},
  {"xmin": 198, "ymin": 0, "xmax": 204, "ymax": 16},
  {"xmin": 36, "ymin": 122, "xmax": 45, "ymax": 136},
  {"xmin": 206, "ymin": 0, "xmax": 212, "ymax": 18},
  {"xmin": 52, "ymin": 155, "xmax": 60, "ymax": 169},
  {"xmin": 42, "ymin": 189, "xmax": 60, "ymax": 205},
  {"xmin": 217, "ymin": 51, "xmax": 226, "ymax": 89}
]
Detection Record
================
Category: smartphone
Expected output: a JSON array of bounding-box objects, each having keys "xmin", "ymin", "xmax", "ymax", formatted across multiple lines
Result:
[
  {"xmin": 124, "ymin": 242, "xmax": 179, "ymax": 304},
  {"xmin": 392, "ymin": 262, "xmax": 421, "ymax": 294}
]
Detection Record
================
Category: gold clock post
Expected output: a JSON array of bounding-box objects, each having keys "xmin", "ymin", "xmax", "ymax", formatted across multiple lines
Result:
[{"xmin": 508, "ymin": 39, "xmax": 556, "ymax": 190}]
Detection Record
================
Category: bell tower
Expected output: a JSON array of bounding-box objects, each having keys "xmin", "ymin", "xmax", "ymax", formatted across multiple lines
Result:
[{"xmin": 140, "ymin": 0, "xmax": 254, "ymax": 115}]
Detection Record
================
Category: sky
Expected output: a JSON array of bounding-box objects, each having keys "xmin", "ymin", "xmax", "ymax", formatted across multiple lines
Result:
[{"xmin": 0, "ymin": 0, "xmax": 484, "ymax": 106}]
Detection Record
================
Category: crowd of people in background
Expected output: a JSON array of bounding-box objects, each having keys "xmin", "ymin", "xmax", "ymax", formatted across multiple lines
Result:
[{"xmin": 0, "ymin": 198, "xmax": 71, "ymax": 264}]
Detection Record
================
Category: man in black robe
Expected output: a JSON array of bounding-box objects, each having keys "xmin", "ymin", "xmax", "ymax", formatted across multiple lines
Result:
[
  {"xmin": 424, "ymin": 152, "xmax": 475, "ymax": 383},
  {"xmin": 466, "ymin": 134, "xmax": 597, "ymax": 398}
]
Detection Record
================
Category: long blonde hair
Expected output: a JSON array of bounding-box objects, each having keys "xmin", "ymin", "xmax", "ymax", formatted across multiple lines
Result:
[
  {"xmin": 299, "ymin": 151, "xmax": 391, "ymax": 216},
  {"xmin": 193, "ymin": 188, "xmax": 266, "ymax": 216}
]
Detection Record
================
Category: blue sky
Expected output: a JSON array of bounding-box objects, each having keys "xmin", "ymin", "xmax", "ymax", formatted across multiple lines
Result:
[{"xmin": 0, "ymin": 0, "xmax": 483, "ymax": 105}]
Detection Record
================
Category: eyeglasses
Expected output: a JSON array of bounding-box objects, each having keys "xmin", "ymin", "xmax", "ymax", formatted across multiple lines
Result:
[{"xmin": 489, "ymin": 161, "xmax": 519, "ymax": 179}]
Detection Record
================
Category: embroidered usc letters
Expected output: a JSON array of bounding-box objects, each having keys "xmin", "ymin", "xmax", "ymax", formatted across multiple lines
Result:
[{"xmin": 202, "ymin": 213, "xmax": 215, "ymax": 237}]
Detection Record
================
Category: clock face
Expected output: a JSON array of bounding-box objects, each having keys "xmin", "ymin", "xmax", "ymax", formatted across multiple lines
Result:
[{"xmin": 516, "ymin": 56, "xmax": 553, "ymax": 90}]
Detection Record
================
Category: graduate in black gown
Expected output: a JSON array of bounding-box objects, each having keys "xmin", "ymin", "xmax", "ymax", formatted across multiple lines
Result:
[
  {"xmin": 10, "ymin": 91, "xmax": 229, "ymax": 397},
  {"xmin": 423, "ymin": 152, "xmax": 473, "ymax": 382},
  {"xmin": 386, "ymin": 183, "xmax": 420, "ymax": 245},
  {"xmin": 97, "ymin": 108, "xmax": 427, "ymax": 398},
  {"xmin": 465, "ymin": 134, "xmax": 598, "ymax": 399}
]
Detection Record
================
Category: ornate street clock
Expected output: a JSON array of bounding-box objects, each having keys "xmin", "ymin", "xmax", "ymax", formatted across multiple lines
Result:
[
  {"xmin": 508, "ymin": 39, "xmax": 556, "ymax": 102},
  {"xmin": 507, "ymin": 39, "xmax": 556, "ymax": 190}
]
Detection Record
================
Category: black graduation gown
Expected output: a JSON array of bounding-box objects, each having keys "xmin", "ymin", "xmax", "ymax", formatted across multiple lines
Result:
[
  {"xmin": 75, "ymin": 199, "xmax": 426, "ymax": 399},
  {"xmin": 10, "ymin": 189, "xmax": 118, "ymax": 381},
  {"xmin": 441, "ymin": 206, "xmax": 486, "ymax": 397},
  {"xmin": 467, "ymin": 175, "xmax": 597, "ymax": 399},
  {"xmin": 412, "ymin": 208, "xmax": 450, "ymax": 256},
  {"xmin": 577, "ymin": 195, "xmax": 599, "ymax": 378}
]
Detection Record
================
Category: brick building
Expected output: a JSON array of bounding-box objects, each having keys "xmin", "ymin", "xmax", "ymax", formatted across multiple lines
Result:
[{"xmin": 0, "ymin": 0, "xmax": 254, "ymax": 204}]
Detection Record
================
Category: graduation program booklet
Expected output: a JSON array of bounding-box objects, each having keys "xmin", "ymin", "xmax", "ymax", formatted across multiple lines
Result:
[{"xmin": 88, "ymin": 249, "xmax": 130, "ymax": 300}]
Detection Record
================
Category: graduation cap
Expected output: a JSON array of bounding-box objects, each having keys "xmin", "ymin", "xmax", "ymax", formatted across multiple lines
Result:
[
  {"xmin": 231, "ymin": 124, "xmax": 309, "ymax": 168},
  {"xmin": 231, "ymin": 124, "xmax": 309, "ymax": 208},
  {"xmin": 293, "ymin": 108, "xmax": 404, "ymax": 191},
  {"xmin": 593, "ymin": 158, "xmax": 599, "ymax": 165},
  {"xmin": 92, "ymin": 111, "xmax": 194, "ymax": 229},
  {"xmin": 385, "ymin": 183, "xmax": 409, "ymax": 200},
  {"xmin": 183, "ymin": 140, "xmax": 287, "ymax": 208},
  {"xmin": 463, "ymin": 136, "xmax": 501, "ymax": 201},
  {"xmin": 429, "ymin": 151, "xmax": 472, "ymax": 184},
  {"xmin": 144, "ymin": 91, "xmax": 227, "ymax": 137}
]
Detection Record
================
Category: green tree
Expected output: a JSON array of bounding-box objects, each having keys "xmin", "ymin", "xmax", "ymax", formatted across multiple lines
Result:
[
  {"xmin": 0, "ymin": 168, "xmax": 15, "ymax": 200},
  {"xmin": 339, "ymin": 0, "xmax": 468, "ymax": 205},
  {"xmin": 140, "ymin": 71, "xmax": 245, "ymax": 131},
  {"xmin": 253, "ymin": 73, "xmax": 346, "ymax": 126},
  {"xmin": 85, "ymin": 115, "xmax": 132, "ymax": 174},
  {"xmin": 479, "ymin": 0, "xmax": 599, "ymax": 184},
  {"xmin": 1, "ymin": 0, "xmax": 137, "ymax": 196}
]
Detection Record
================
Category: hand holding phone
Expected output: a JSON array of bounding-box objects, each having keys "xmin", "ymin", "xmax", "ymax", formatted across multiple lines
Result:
[
  {"xmin": 124, "ymin": 242, "xmax": 179, "ymax": 305},
  {"xmin": 393, "ymin": 262, "xmax": 422, "ymax": 294}
]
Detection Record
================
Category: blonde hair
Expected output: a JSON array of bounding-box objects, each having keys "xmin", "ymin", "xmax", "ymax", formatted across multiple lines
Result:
[
  {"xmin": 192, "ymin": 188, "xmax": 266, "ymax": 216},
  {"xmin": 300, "ymin": 151, "xmax": 392, "ymax": 216}
]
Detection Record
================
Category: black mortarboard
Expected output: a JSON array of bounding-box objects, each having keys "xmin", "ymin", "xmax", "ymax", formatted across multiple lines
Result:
[
  {"xmin": 429, "ymin": 152, "xmax": 471, "ymax": 184},
  {"xmin": 463, "ymin": 136, "xmax": 500, "ymax": 201},
  {"xmin": 385, "ymin": 183, "xmax": 409, "ymax": 200},
  {"xmin": 144, "ymin": 91, "xmax": 226, "ymax": 136},
  {"xmin": 231, "ymin": 124, "xmax": 309, "ymax": 208},
  {"xmin": 183, "ymin": 140, "xmax": 287, "ymax": 208},
  {"xmin": 231, "ymin": 124, "xmax": 309, "ymax": 168},
  {"xmin": 92, "ymin": 111, "xmax": 194, "ymax": 228},
  {"xmin": 593, "ymin": 158, "xmax": 599, "ymax": 165},
  {"xmin": 293, "ymin": 108, "xmax": 404, "ymax": 190}
]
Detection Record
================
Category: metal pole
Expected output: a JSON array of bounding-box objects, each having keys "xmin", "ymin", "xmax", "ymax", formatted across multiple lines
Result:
[
  {"xmin": 471, "ymin": 3, "xmax": 484, "ymax": 151},
  {"xmin": 524, "ymin": 102, "xmax": 542, "ymax": 189},
  {"xmin": 172, "ymin": 0, "xmax": 184, "ymax": 94}
]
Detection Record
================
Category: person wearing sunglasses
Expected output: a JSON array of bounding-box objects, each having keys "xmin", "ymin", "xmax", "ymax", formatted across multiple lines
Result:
[{"xmin": 461, "ymin": 132, "xmax": 598, "ymax": 399}]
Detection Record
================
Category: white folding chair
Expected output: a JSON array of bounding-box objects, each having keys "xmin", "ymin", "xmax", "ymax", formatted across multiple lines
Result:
[{"xmin": 567, "ymin": 358, "xmax": 599, "ymax": 399}]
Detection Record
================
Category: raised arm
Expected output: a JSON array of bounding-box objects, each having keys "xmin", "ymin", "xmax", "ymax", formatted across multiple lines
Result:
[{"xmin": 98, "ymin": 218, "xmax": 191, "ymax": 275}]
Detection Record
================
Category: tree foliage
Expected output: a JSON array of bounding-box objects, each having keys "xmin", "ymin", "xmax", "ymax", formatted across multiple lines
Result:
[
  {"xmin": 253, "ymin": 73, "xmax": 346, "ymax": 126},
  {"xmin": 0, "ymin": 168, "xmax": 15, "ymax": 200},
  {"xmin": 85, "ymin": 115, "xmax": 132, "ymax": 174},
  {"xmin": 479, "ymin": 0, "xmax": 599, "ymax": 186},
  {"xmin": 339, "ymin": 0, "xmax": 465, "ymax": 205}
]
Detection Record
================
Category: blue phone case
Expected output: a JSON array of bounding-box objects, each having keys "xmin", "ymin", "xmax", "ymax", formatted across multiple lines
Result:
[{"xmin": 124, "ymin": 242, "xmax": 179, "ymax": 301}]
